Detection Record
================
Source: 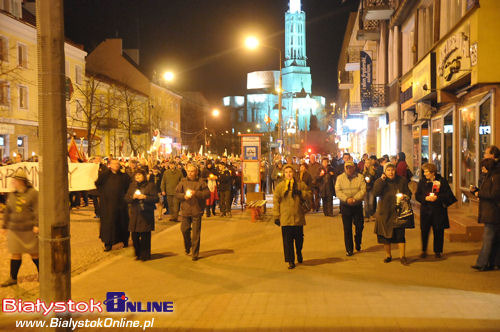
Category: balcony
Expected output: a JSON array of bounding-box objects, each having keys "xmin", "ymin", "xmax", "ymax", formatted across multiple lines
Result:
[
  {"xmin": 356, "ymin": 19, "xmax": 380, "ymax": 41},
  {"xmin": 97, "ymin": 117, "xmax": 118, "ymax": 129},
  {"xmin": 345, "ymin": 47, "xmax": 362, "ymax": 71},
  {"xmin": 132, "ymin": 123, "xmax": 149, "ymax": 134},
  {"xmin": 361, "ymin": 84, "xmax": 388, "ymax": 116},
  {"xmin": 362, "ymin": 0, "xmax": 396, "ymax": 21},
  {"xmin": 338, "ymin": 71, "xmax": 353, "ymax": 90}
]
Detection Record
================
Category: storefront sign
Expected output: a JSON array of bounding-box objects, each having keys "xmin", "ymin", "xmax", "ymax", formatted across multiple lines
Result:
[
  {"xmin": 400, "ymin": 74, "xmax": 414, "ymax": 111},
  {"xmin": 413, "ymin": 53, "xmax": 435, "ymax": 101},
  {"xmin": 360, "ymin": 51, "xmax": 373, "ymax": 110},
  {"xmin": 437, "ymin": 24, "xmax": 471, "ymax": 87},
  {"xmin": 0, "ymin": 162, "xmax": 99, "ymax": 192},
  {"xmin": 0, "ymin": 124, "xmax": 15, "ymax": 135}
]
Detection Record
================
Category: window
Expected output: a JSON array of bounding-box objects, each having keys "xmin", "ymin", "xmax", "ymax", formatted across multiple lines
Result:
[
  {"xmin": 75, "ymin": 65, "xmax": 82, "ymax": 85},
  {"xmin": 0, "ymin": 134, "xmax": 6, "ymax": 159},
  {"xmin": 17, "ymin": 135, "xmax": 26, "ymax": 160},
  {"xmin": 75, "ymin": 100, "xmax": 84, "ymax": 121},
  {"xmin": 17, "ymin": 43, "xmax": 27, "ymax": 68},
  {"xmin": 417, "ymin": 2, "xmax": 434, "ymax": 60},
  {"xmin": 443, "ymin": 112, "xmax": 454, "ymax": 185},
  {"xmin": 402, "ymin": 15, "xmax": 415, "ymax": 75},
  {"xmin": 440, "ymin": 0, "xmax": 467, "ymax": 37},
  {"xmin": 0, "ymin": 81, "xmax": 9, "ymax": 106},
  {"xmin": 18, "ymin": 85, "xmax": 27, "ymax": 109},
  {"xmin": 460, "ymin": 106, "xmax": 476, "ymax": 189},
  {"xmin": 479, "ymin": 96, "xmax": 492, "ymax": 160},
  {"xmin": 0, "ymin": 36, "xmax": 8, "ymax": 62},
  {"xmin": 431, "ymin": 117, "xmax": 442, "ymax": 174}
]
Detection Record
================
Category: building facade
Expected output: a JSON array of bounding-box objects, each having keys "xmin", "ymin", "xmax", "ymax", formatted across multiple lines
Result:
[{"xmin": 337, "ymin": 0, "xmax": 500, "ymax": 238}]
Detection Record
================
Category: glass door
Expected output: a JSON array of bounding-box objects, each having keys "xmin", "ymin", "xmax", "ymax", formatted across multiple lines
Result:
[
  {"xmin": 443, "ymin": 111, "xmax": 454, "ymax": 187},
  {"xmin": 431, "ymin": 117, "xmax": 443, "ymax": 175}
]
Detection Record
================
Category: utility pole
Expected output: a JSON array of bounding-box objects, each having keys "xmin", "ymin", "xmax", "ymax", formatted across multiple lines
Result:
[{"xmin": 36, "ymin": 1, "xmax": 71, "ymax": 330}]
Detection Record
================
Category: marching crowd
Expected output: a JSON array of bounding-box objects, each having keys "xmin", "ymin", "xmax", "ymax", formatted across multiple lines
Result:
[{"xmin": 0, "ymin": 145, "xmax": 499, "ymax": 285}]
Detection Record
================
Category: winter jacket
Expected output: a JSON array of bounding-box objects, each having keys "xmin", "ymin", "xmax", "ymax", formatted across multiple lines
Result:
[
  {"xmin": 373, "ymin": 175, "xmax": 412, "ymax": 238},
  {"xmin": 477, "ymin": 170, "xmax": 500, "ymax": 224},
  {"xmin": 160, "ymin": 169, "xmax": 184, "ymax": 195},
  {"xmin": 415, "ymin": 174, "xmax": 457, "ymax": 229},
  {"xmin": 308, "ymin": 162, "xmax": 322, "ymax": 187},
  {"xmin": 298, "ymin": 171, "xmax": 313, "ymax": 189},
  {"xmin": 335, "ymin": 172, "xmax": 366, "ymax": 210},
  {"xmin": 273, "ymin": 179, "xmax": 312, "ymax": 226},
  {"xmin": 2, "ymin": 187, "xmax": 38, "ymax": 231},
  {"xmin": 175, "ymin": 177, "xmax": 210, "ymax": 217},
  {"xmin": 125, "ymin": 180, "xmax": 159, "ymax": 232}
]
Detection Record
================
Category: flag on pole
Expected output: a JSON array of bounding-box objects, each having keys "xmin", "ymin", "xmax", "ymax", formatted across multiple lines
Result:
[{"xmin": 68, "ymin": 136, "xmax": 83, "ymax": 162}]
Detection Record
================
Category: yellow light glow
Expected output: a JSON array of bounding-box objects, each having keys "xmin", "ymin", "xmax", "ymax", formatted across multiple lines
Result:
[
  {"xmin": 163, "ymin": 71, "xmax": 174, "ymax": 81},
  {"xmin": 212, "ymin": 109, "xmax": 220, "ymax": 117},
  {"xmin": 247, "ymin": 129, "xmax": 251, "ymax": 133},
  {"xmin": 245, "ymin": 36, "xmax": 260, "ymax": 50}
]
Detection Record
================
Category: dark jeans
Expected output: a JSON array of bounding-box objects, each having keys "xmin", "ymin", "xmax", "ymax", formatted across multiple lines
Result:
[
  {"xmin": 180, "ymin": 215, "xmax": 202, "ymax": 258},
  {"xmin": 341, "ymin": 204, "xmax": 364, "ymax": 253},
  {"xmin": 281, "ymin": 226, "xmax": 304, "ymax": 263},
  {"xmin": 132, "ymin": 231, "xmax": 151, "ymax": 259},
  {"xmin": 476, "ymin": 223, "xmax": 500, "ymax": 268},
  {"xmin": 420, "ymin": 218, "xmax": 444, "ymax": 254},
  {"xmin": 322, "ymin": 196, "xmax": 333, "ymax": 216},
  {"xmin": 220, "ymin": 190, "xmax": 232, "ymax": 213},
  {"xmin": 166, "ymin": 195, "xmax": 179, "ymax": 218}
]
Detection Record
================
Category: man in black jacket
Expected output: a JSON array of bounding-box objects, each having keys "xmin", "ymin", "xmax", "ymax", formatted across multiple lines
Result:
[{"xmin": 176, "ymin": 164, "xmax": 210, "ymax": 261}]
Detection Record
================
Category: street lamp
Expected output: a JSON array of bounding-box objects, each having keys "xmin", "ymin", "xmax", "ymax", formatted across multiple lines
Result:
[
  {"xmin": 163, "ymin": 71, "xmax": 174, "ymax": 82},
  {"xmin": 244, "ymin": 36, "xmax": 283, "ymax": 143}
]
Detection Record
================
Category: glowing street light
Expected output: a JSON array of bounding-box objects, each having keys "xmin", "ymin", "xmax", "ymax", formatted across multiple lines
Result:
[
  {"xmin": 163, "ymin": 71, "xmax": 174, "ymax": 82},
  {"xmin": 212, "ymin": 109, "xmax": 220, "ymax": 117},
  {"xmin": 245, "ymin": 36, "xmax": 260, "ymax": 50}
]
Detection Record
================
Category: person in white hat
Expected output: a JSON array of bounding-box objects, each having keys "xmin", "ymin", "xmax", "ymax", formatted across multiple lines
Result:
[{"xmin": 1, "ymin": 168, "xmax": 39, "ymax": 287}]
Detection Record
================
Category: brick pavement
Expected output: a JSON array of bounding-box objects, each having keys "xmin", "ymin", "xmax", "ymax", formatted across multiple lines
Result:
[{"xmin": 1, "ymin": 209, "xmax": 499, "ymax": 331}]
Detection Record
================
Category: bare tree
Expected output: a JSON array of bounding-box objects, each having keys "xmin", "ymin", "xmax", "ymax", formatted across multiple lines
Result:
[
  {"xmin": 69, "ymin": 75, "xmax": 114, "ymax": 156},
  {"xmin": 113, "ymin": 84, "xmax": 148, "ymax": 156}
]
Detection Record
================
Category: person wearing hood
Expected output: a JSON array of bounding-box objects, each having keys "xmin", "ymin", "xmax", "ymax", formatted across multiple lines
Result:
[
  {"xmin": 373, "ymin": 163, "xmax": 412, "ymax": 265},
  {"xmin": 335, "ymin": 160, "xmax": 367, "ymax": 256},
  {"xmin": 125, "ymin": 170, "xmax": 159, "ymax": 261},
  {"xmin": 415, "ymin": 163, "xmax": 457, "ymax": 259},
  {"xmin": 1, "ymin": 169, "xmax": 39, "ymax": 287}
]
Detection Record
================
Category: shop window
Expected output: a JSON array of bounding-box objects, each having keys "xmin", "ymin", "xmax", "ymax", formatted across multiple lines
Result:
[
  {"xmin": 0, "ymin": 134, "xmax": 6, "ymax": 159},
  {"xmin": 412, "ymin": 126, "xmax": 421, "ymax": 177},
  {"xmin": 431, "ymin": 118, "xmax": 442, "ymax": 174},
  {"xmin": 17, "ymin": 135, "xmax": 26, "ymax": 160},
  {"xmin": 460, "ymin": 106, "xmax": 476, "ymax": 189},
  {"xmin": 421, "ymin": 122, "xmax": 429, "ymax": 165},
  {"xmin": 479, "ymin": 96, "xmax": 492, "ymax": 159},
  {"xmin": 443, "ymin": 112, "xmax": 454, "ymax": 185}
]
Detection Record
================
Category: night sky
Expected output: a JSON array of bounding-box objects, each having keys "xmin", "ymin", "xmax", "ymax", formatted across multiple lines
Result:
[{"xmin": 64, "ymin": 0, "xmax": 359, "ymax": 105}]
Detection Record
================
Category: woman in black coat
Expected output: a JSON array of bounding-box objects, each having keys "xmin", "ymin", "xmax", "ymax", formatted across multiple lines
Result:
[
  {"xmin": 125, "ymin": 170, "xmax": 159, "ymax": 261},
  {"xmin": 415, "ymin": 163, "xmax": 457, "ymax": 259},
  {"xmin": 472, "ymin": 158, "xmax": 500, "ymax": 271},
  {"xmin": 373, "ymin": 163, "xmax": 412, "ymax": 265}
]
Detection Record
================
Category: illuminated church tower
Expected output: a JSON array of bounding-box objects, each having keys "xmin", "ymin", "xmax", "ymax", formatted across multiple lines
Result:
[{"xmin": 282, "ymin": 0, "xmax": 312, "ymax": 94}]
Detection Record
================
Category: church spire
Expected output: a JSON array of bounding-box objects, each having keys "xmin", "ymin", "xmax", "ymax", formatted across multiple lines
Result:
[{"xmin": 284, "ymin": 0, "xmax": 307, "ymax": 67}]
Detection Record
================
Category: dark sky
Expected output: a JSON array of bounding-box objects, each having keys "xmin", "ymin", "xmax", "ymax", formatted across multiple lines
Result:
[{"xmin": 64, "ymin": 0, "xmax": 359, "ymax": 105}]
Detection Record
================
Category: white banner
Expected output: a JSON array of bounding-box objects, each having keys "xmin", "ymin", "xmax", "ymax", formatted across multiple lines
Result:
[{"xmin": 0, "ymin": 162, "xmax": 99, "ymax": 192}]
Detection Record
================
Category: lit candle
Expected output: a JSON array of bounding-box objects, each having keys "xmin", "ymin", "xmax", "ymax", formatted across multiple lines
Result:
[
  {"xmin": 134, "ymin": 189, "xmax": 142, "ymax": 196},
  {"xmin": 396, "ymin": 193, "xmax": 403, "ymax": 205},
  {"xmin": 429, "ymin": 192, "xmax": 436, "ymax": 198},
  {"xmin": 185, "ymin": 189, "xmax": 193, "ymax": 198},
  {"xmin": 365, "ymin": 176, "xmax": 370, "ymax": 182}
]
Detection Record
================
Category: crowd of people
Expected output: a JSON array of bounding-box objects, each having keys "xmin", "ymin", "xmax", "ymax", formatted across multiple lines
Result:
[{"xmin": 0, "ymin": 145, "xmax": 498, "ymax": 285}]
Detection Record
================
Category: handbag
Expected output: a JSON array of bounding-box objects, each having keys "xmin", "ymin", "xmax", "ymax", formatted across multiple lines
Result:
[{"xmin": 394, "ymin": 195, "xmax": 415, "ymax": 228}]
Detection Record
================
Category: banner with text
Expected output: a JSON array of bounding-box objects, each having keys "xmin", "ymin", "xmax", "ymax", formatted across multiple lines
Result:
[{"xmin": 0, "ymin": 162, "xmax": 99, "ymax": 192}]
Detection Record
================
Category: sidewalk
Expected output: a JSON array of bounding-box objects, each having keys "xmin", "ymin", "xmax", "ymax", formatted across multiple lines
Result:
[{"xmin": 2, "ymin": 210, "xmax": 499, "ymax": 331}]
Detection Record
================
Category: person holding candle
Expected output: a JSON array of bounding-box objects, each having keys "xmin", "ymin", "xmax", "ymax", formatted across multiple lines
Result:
[
  {"xmin": 274, "ymin": 165, "xmax": 312, "ymax": 269},
  {"xmin": 176, "ymin": 163, "xmax": 210, "ymax": 261},
  {"xmin": 415, "ymin": 163, "xmax": 457, "ymax": 259},
  {"xmin": 362, "ymin": 156, "xmax": 381, "ymax": 222},
  {"xmin": 125, "ymin": 170, "xmax": 159, "ymax": 261},
  {"xmin": 373, "ymin": 163, "xmax": 412, "ymax": 265}
]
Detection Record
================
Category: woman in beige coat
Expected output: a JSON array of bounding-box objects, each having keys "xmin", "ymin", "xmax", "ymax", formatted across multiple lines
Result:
[{"xmin": 274, "ymin": 165, "xmax": 312, "ymax": 269}]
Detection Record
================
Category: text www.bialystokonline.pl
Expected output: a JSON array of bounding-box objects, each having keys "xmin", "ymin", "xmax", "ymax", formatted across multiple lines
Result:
[{"xmin": 15, "ymin": 317, "xmax": 155, "ymax": 330}]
